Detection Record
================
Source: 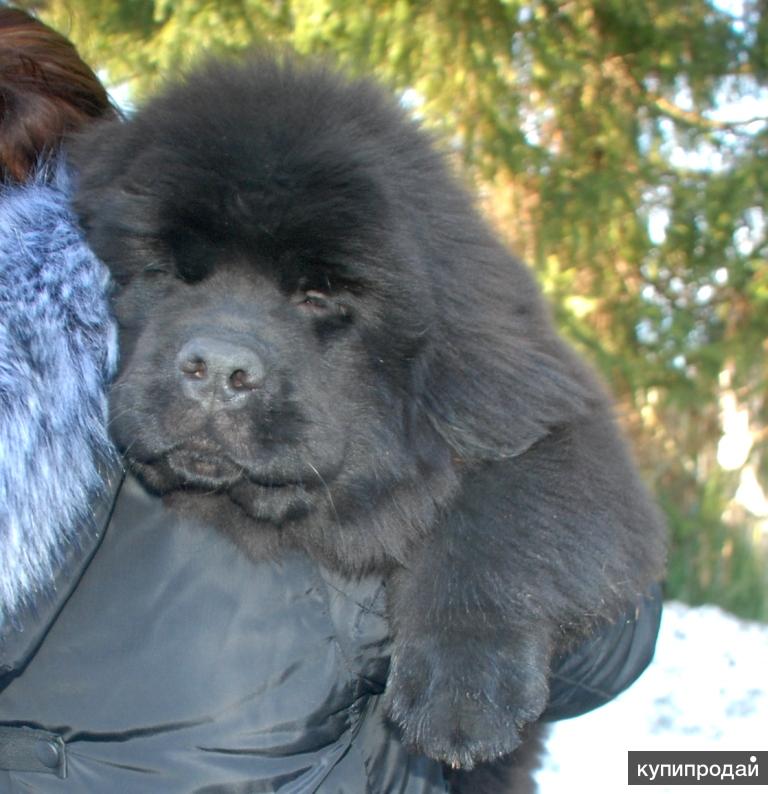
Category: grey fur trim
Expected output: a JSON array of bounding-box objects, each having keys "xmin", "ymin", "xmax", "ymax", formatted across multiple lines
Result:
[{"xmin": 0, "ymin": 161, "xmax": 117, "ymax": 624}]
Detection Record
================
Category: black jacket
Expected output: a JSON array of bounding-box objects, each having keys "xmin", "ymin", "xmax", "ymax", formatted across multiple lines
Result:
[
  {"xmin": 0, "ymin": 472, "xmax": 449, "ymax": 792},
  {"xmin": 0, "ymin": 166, "xmax": 661, "ymax": 792},
  {"xmin": 0, "ymin": 470, "xmax": 661, "ymax": 791}
]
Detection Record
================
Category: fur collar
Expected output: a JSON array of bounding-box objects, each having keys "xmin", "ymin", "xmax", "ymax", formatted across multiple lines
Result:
[{"xmin": 0, "ymin": 161, "xmax": 118, "ymax": 625}]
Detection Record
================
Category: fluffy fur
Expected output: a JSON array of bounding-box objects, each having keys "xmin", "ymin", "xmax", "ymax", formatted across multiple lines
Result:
[
  {"xmin": 0, "ymin": 161, "xmax": 117, "ymax": 626},
  {"xmin": 71, "ymin": 56, "xmax": 666, "ymax": 787}
]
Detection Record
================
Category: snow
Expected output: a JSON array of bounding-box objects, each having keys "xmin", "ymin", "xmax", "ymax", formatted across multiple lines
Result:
[{"xmin": 537, "ymin": 601, "xmax": 768, "ymax": 792}]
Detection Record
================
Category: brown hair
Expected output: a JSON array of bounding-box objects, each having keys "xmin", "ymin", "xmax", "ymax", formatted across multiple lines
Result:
[{"xmin": 0, "ymin": 7, "xmax": 118, "ymax": 182}]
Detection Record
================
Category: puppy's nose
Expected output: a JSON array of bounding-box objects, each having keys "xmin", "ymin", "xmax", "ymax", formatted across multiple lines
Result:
[{"xmin": 176, "ymin": 337, "xmax": 265, "ymax": 407}]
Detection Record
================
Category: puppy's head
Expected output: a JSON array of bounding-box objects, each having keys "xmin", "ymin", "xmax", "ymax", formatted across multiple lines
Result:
[
  {"xmin": 71, "ymin": 56, "xmax": 589, "ymax": 566},
  {"xmin": 71, "ymin": 58, "xmax": 459, "ymax": 565}
]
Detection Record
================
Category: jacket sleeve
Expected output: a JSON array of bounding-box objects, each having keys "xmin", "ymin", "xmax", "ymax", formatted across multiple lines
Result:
[
  {"xmin": 540, "ymin": 581, "xmax": 663, "ymax": 722},
  {"xmin": 0, "ymin": 466, "xmax": 124, "ymax": 689}
]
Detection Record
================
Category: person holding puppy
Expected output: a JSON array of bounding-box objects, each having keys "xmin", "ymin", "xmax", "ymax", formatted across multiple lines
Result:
[{"xmin": 0, "ymin": 8, "xmax": 661, "ymax": 793}]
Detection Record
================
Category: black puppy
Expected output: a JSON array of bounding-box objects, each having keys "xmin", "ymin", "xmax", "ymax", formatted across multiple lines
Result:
[{"xmin": 72, "ymin": 55, "xmax": 666, "ymax": 775}]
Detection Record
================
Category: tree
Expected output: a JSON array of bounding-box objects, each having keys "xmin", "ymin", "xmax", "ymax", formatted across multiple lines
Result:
[{"xmin": 28, "ymin": 0, "xmax": 768, "ymax": 617}]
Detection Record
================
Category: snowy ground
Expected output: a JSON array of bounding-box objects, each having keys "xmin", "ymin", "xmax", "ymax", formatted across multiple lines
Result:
[{"xmin": 536, "ymin": 601, "xmax": 768, "ymax": 793}]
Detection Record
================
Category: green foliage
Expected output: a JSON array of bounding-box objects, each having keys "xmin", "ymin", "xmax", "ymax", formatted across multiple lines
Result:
[
  {"xmin": 662, "ymin": 472, "xmax": 768, "ymax": 621},
  {"xmin": 25, "ymin": 0, "xmax": 768, "ymax": 619}
]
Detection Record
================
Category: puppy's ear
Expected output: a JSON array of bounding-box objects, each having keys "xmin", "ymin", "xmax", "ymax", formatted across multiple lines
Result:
[
  {"xmin": 65, "ymin": 120, "xmax": 160, "ymax": 268},
  {"xmin": 66, "ymin": 118, "xmax": 131, "ymax": 229},
  {"xmin": 421, "ymin": 249, "xmax": 595, "ymax": 460}
]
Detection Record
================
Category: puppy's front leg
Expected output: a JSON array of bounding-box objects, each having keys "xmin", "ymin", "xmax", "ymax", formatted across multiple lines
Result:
[
  {"xmin": 384, "ymin": 418, "xmax": 663, "ymax": 769},
  {"xmin": 383, "ymin": 475, "xmax": 554, "ymax": 769}
]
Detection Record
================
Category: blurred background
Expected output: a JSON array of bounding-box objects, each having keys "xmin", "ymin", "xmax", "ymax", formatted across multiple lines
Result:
[
  {"xmin": 20, "ymin": 0, "xmax": 765, "ymax": 621},
  {"xmin": 13, "ymin": 1, "xmax": 766, "ymax": 788}
]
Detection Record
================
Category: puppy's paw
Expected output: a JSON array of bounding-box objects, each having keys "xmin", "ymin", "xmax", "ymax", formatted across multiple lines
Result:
[{"xmin": 384, "ymin": 637, "xmax": 549, "ymax": 769}]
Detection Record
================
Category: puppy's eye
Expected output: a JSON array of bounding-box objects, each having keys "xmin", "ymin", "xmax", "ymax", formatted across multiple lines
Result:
[
  {"xmin": 143, "ymin": 264, "xmax": 171, "ymax": 277},
  {"xmin": 294, "ymin": 290, "xmax": 351, "ymax": 322},
  {"xmin": 300, "ymin": 290, "xmax": 332, "ymax": 311}
]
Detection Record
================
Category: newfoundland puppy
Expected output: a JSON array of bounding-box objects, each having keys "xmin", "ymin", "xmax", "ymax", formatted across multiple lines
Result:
[{"xmin": 72, "ymin": 55, "xmax": 666, "ymax": 785}]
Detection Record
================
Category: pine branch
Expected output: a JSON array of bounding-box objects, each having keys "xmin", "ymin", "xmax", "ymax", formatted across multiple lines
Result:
[{"xmin": 651, "ymin": 95, "xmax": 768, "ymax": 133}]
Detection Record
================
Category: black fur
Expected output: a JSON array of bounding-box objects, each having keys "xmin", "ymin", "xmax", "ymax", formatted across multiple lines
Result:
[{"xmin": 71, "ymin": 55, "xmax": 666, "ymax": 787}]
